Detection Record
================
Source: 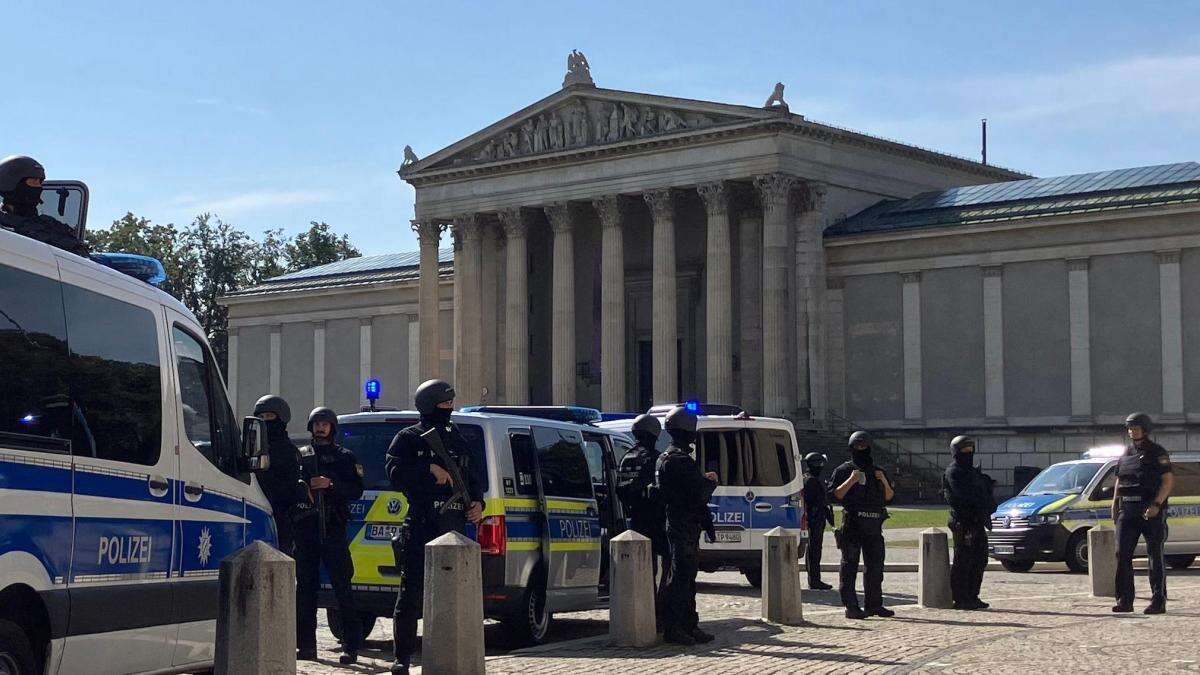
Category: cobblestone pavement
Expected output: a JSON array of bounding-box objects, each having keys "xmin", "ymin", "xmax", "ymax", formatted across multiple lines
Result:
[{"xmin": 291, "ymin": 565, "xmax": 1200, "ymax": 673}]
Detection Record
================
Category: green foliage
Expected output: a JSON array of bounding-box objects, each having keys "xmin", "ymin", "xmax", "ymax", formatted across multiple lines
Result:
[{"xmin": 285, "ymin": 221, "xmax": 360, "ymax": 273}]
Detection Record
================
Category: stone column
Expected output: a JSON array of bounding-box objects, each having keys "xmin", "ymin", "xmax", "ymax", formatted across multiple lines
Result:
[
  {"xmin": 407, "ymin": 317, "xmax": 420, "ymax": 406},
  {"xmin": 413, "ymin": 220, "xmax": 443, "ymax": 382},
  {"xmin": 268, "ymin": 324, "xmax": 281, "ymax": 394},
  {"xmin": 799, "ymin": 182, "xmax": 828, "ymax": 420},
  {"xmin": 643, "ymin": 188, "xmax": 678, "ymax": 405},
  {"xmin": 226, "ymin": 327, "xmax": 239, "ymax": 414},
  {"xmin": 738, "ymin": 210, "xmax": 764, "ymax": 414},
  {"xmin": 901, "ymin": 271, "xmax": 923, "ymax": 423},
  {"xmin": 1157, "ymin": 250, "xmax": 1184, "ymax": 420},
  {"xmin": 359, "ymin": 317, "xmax": 373, "ymax": 406},
  {"xmin": 698, "ymin": 182, "xmax": 733, "ymax": 404},
  {"xmin": 594, "ymin": 195, "xmax": 627, "ymax": 411},
  {"xmin": 480, "ymin": 222, "xmax": 500, "ymax": 404},
  {"xmin": 546, "ymin": 202, "xmax": 576, "ymax": 405},
  {"xmin": 1067, "ymin": 258, "xmax": 1092, "ymax": 422},
  {"xmin": 499, "ymin": 208, "xmax": 530, "ymax": 405},
  {"xmin": 825, "ymin": 277, "xmax": 846, "ymax": 416},
  {"xmin": 454, "ymin": 214, "xmax": 484, "ymax": 406},
  {"xmin": 982, "ymin": 265, "xmax": 1005, "ymax": 423},
  {"xmin": 451, "ymin": 226, "xmax": 464, "ymax": 388},
  {"xmin": 313, "ymin": 321, "xmax": 326, "ymax": 408},
  {"xmin": 754, "ymin": 174, "xmax": 796, "ymax": 417}
]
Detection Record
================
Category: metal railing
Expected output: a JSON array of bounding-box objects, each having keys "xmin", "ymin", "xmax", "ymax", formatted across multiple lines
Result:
[{"xmin": 823, "ymin": 410, "xmax": 945, "ymax": 501}]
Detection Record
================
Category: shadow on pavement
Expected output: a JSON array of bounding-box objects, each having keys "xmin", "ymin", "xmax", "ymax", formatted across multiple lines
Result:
[{"xmin": 889, "ymin": 614, "xmax": 1031, "ymax": 629}]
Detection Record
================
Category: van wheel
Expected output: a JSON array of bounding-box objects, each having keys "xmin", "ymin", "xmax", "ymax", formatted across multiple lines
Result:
[
  {"xmin": 0, "ymin": 619, "xmax": 37, "ymax": 675},
  {"xmin": 1065, "ymin": 530, "xmax": 1089, "ymax": 573},
  {"xmin": 1166, "ymin": 554, "xmax": 1196, "ymax": 570},
  {"xmin": 1000, "ymin": 559, "xmax": 1035, "ymax": 573},
  {"xmin": 742, "ymin": 567, "xmax": 762, "ymax": 588},
  {"xmin": 327, "ymin": 609, "xmax": 377, "ymax": 644},
  {"xmin": 501, "ymin": 584, "xmax": 552, "ymax": 647}
]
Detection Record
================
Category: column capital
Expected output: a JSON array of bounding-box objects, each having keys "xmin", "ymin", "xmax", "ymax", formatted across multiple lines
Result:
[
  {"xmin": 642, "ymin": 188, "xmax": 676, "ymax": 223},
  {"xmin": 901, "ymin": 270, "xmax": 922, "ymax": 284},
  {"xmin": 411, "ymin": 219, "xmax": 444, "ymax": 243},
  {"xmin": 753, "ymin": 173, "xmax": 797, "ymax": 208},
  {"xmin": 592, "ymin": 194, "xmax": 626, "ymax": 230},
  {"xmin": 311, "ymin": 319, "xmax": 326, "ymax": 329},
  {"xmin": 981, "ymin": 265, "xmax": 1004, "ymax": 278},
  {"xmin": 1066, "ymin": 257, "xmax": 1089, "ymax": 271},
  {"xmin": 826, "ymin": 276, "xmax": 845, "ymax": 290},
  {"xmin": 497, "ymin": 207, "xmax": 529, "ymax": 239},
  {"xmin": 1156, "ymin": 249, "xmax": 1182, "ymax": 264},
  {"xmin": 696, "ymin": 181, "xmax": 730, "ymax": 217},
  {"xmin": 452, "ymin": 213, "xmax": 484, "ymax": 243},
  {"xmin": 544, "ymin": 202, "xmax": 573, "ymax": 233},
  {"xmin": 359, "ymin": 317, "xmax": 373, "ymax": 328},
  {"xmin": 796, "ymin": 181, "xmax": 828, "ymax": 214}
]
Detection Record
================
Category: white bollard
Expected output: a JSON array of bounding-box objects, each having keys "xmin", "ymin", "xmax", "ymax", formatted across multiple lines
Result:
[
  {"xmin": 609, "ymin": 530, "xmax": 658, "ymax": 646},
  {"xmin": 918, "ymin": 528, "xmax": 953, "ymax": 609},
  {"xmin": 214, "ymin": 540, "xmax": 296, "ymax": 675},
  {"xmin": 422, "ymin": 531, "xmax": 485, "ymax": 675},
  {"xmin": 762, "ymin": 526, "xmax": 804, "ymax": 625},
  {"xmin": 1088, "ymin": 526, "xmax": 1117, "ymax": 598}
]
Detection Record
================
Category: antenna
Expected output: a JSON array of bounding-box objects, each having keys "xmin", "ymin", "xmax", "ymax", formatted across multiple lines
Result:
[{"xmin": 981, "ymin": 118, "xmax": 988, "ymax": 165}]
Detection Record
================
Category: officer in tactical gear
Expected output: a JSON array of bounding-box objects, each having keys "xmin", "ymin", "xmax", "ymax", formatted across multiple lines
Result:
[
  {"xmin": 295, "ymin": 407, "xmax": 365, "ymax": 665},
  {"xmin": 655, "ymin": 406, "xmax": 718, "ymax": 646},
  {"xmin": 802, "ymin": 452, "xmax": 835, "ymax": 590},
  {"xmin": 252, "ymin": 394, "xmax": 308, "ymax": 556},
  {"xmin": 942, "ymin": 435, "xmax": 995, "ymax": 610},
  {"xmin": 616, "ymin": 414, "xmax": 669, "ymax": 618},
  {"xmin": 829, "ymin": 430, "xmax": 895, "ymax": 619},
  {"xmin": 0, "ymin": 155, "xmax": 88, "ymax": 256},
  {"xmin": 386, "ymin": 380, "xmax": 484, "ymax": 674},
  {"xmin": 1112, "ymin": 412, "xmax": 1174, "ymax": 615}
]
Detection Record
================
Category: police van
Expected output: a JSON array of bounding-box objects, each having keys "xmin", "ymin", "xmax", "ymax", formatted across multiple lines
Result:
[
  {"xmin": 1, "ymin": 208, "xmax": 273, "ymax": 674},
  {"xmin": 326, "ymin": 406, "xmax": 632, "ymax": 646},
  {"xmin": 597, "ymin": 403, "xmax": 807, "ymax": 588},
  {"xmin": 989, "ymin": 448, "xmax": 1200, "ymax": 573}
]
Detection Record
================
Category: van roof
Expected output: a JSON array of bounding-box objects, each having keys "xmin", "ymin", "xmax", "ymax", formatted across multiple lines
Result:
[{"xmin": 338, "ymin": 409, "xmax": 630, "ymax": 434}]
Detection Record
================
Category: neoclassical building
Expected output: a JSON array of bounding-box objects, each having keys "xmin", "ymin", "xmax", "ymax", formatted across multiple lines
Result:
[{"xmin": 222, "ymin": 57, "xmax": 1200, "ymax": 493}]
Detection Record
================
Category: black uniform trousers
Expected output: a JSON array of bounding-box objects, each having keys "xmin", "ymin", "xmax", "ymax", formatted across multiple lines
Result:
[
  {"xmin": 839, "ymin": 518, "xmax": 886, "ymax": 610},
  {"xmin": 273, "ymin": 511, "xmax": 295, "ymax": 557},
  {"xmin": 631, "ymin": 518, "xmax": 669, "ymax": 614},
  {"xmin": 295, "ymin": 527, "xmax": 361, "ymax": 652},
  {"xmin": 662, "ymin": 525, "xmax": 701, "ymax": 633},
  {"xmin": 807, "ymin": 518, "xmax": 827, "ymax": 585},
  {"xmin": 1115, "ymin": 514, "xmax": 1168, "ymax": 606},
  {"xmin": 950, "ymin": 522, "xmax": 988, "ymax": 605},
  {"xmin": 393, "ymin": 521, "xmax": 439, "ymax": 663}
]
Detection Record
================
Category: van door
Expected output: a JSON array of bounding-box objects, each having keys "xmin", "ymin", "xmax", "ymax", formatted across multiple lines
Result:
[
  {"xmin": 54, "ymin": 262, "xmax": 177, "ymax": 674},
  {"xmin": 530, "ymin": 426, "xmax": 601, "ymax": 612},
  {"xmin": 743, "ymin": 426, "xmax": 803, "ymax": 552},
  {"xmin": 581, "ymin": 431, "xmax": 622, "ymax": 596},
  {"xmin": 697, "ymin": 426, "xmax": 753, "ymax": 555},
  {"xmin": 1165, "ymin": 462, "xmax": 1200, "ymax": 554},
  {"xmin": 167, "ymin": 319, "xmax": 251, "ymax": 667}
]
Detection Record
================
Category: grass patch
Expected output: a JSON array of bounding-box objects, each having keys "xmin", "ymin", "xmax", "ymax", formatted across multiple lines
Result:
[{"xmin": 831, "ymin": 507, "xmax": 951, "ymax": 530}]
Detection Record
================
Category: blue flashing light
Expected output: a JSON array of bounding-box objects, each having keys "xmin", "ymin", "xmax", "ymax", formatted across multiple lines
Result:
[
  {"xmin": 90, "ymin": 253, "xmax": 168, "ymax": 286},
  {"xmin": 364, "ymin": 378, "xmax": 382, "ymax": 401},
  {"xmin": 684, "ymin": 400, "xmax": 701, "ymax": 413},
  {"xmin": 19, "ymin": 414, "xmax": 37, "ymax": 425}
]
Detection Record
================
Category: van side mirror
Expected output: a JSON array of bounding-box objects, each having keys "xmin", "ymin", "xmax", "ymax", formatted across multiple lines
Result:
[{"xmin": 241, "ymin": 416, "xmax": 270, "ymax": 471}]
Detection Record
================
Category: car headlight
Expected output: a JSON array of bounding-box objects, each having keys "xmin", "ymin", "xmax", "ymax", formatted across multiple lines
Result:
[{"xmin": 1029, "ymin": 513, "xmax": 1062, "ymax": 525}]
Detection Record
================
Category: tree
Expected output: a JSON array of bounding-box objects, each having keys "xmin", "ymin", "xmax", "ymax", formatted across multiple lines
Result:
[
  {"xmin": 285, "ymin": 221, "xmax": 360, "ymax": 272},
  {"xmin": 180, "ymin": 214, "xmax": 259, "ymax": 370}
]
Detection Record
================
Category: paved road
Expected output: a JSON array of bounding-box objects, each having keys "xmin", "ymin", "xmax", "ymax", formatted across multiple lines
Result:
[{"xmin": 292, "ymin": 562, "xmax": 1200, "ymax": 673}]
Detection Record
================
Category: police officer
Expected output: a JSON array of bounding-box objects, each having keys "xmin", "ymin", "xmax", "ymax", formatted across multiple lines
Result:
[
  {"xmin": 252, "ymin": 395, "xmax": 308, "ymax": 556},
  {"xmin": 616, "ymin": 414, "xmax": 669, "ymax": 608},
  {"xmin": 802, "ymin": 452, "xmax": 835, "ymax": 590},
  {"xmin": 386, "ymin": 380, "xmax": 484, "ymax": 675},
  {"xmin": 942, "ymin": 435, "xmax": 995, "ymax": 610},
  {"xmin": 829, "ymin": 431, "xmax": 895, "ymax": 619},
  {"xmin": 656, "ymin": 406, "xmax": 718, "ymax": 645},
  {"xmin": 295, "ymin": 407, "xmax": 365, "ymax": 665},
  {"xmin": 1112, "ymin": 412, "xmax": 1174, "ymax": 615},
  {"xmin": 0, "ymin": 155, "xmax": 88, "ymax": 256}
]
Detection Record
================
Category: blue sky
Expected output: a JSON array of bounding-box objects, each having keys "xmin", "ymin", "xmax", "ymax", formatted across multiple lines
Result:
[{"xmin": 7, "ymin": 1, "xmax": 1199, "ymax": 255}]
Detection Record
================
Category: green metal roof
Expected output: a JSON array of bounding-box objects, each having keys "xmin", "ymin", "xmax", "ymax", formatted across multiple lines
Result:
[{"xmin": 828, "ymin": 162, "xmax": 1200, "ymax": 237}]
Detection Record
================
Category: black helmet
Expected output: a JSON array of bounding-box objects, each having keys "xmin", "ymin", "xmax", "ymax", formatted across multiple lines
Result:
[
  {"xmin": 0, "ymin": 155, "xmax": 45, "ymax": 193},
  {"xmin": 663, "ymin": 406, "xmax": 697, "ymax": 434},
  {"xmin": 414, "ymin": 379, "xmax": 455, "ymax": 416},
  {"xmin": 253, "ymin": 394, "xmax": 291, "ymax": 425},
  {"xmin": 950, "ymin": 435, "xmax": 976, "ymax": 452},
  {"xmin": 631, "ymin": 413, "xmax": 662, "ymax": 438},
  {"xmin": 848, "ymin": 430, "xmax": 872, "ymax": 448},
  {"xmin": 803, "ymin": 452, "xmax": 827, "ymax": 470},
  {"xmin": 307, "ymin": 407, "xmax": 338, "ymax": 435},
  {"xmin": 1125, "ymin": 412, "xmax": 1153, "ymax": 434}
]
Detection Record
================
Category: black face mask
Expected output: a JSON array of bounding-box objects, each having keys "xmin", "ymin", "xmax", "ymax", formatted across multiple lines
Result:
[
  {"xmin": 851, "ymin": 447, "xmax": 873, "ymax": 469},
  {"xmin": 954, "ymin": 451, "xmax": 974, "ymax": 468},
  {"xmin": 668, "ymin": 429, "xmax": 697, "ymax": 451},
  {"xmin": 265, "ymin": 419, "xmax": 289, "ymax": 441},
  {"xmin": 422, "ymin": 407, "xmax": 452, "ymax": 428},
  {"xmin": 634, "ymin": 432, "xmax": 658, "ymax": 452},
  {"xmin": 5, "ymin": 181, "xmax": 41, "ymax": 217}
]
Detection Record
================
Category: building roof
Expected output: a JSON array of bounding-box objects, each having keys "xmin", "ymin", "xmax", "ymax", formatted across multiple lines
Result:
[
  {"xmin": 828, "ymin": 162, "xmax": 1200, "ymax": 237},
  {"xmin": 224, "ymin": 248, "xmax": 453, "ymax": 299}
]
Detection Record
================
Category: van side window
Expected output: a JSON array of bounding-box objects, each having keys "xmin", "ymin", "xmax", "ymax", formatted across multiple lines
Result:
[
  {"xmin": 580, "ymin": 434, "xmax": 608, "ymax": 486},
  {"xmin": 62, "ymin": 283, "xmax": 162, "ymax": 465},
  {"xmin": 699, "ymin": 429, "xmax": 748, "ymax": 486},
  {"xmin": 1093, "ymin": 466, "xmax": 1118, "ymax": 501},
  {"xmin": 747, "ymin": 429, "xmax": 796, "ymax": 487},
  {"xmin": 173, "ymin": 326, "xmax": 244, "ymax": 481},
  {"xmin": 509, "ymin": 431, "xmax": 538, "ymax": 496},
  {"xmin": 611, "ymin": 436, "xmax": 634, "ymax": 465},
  {"xmin": 0, "ymin": 263, "xmax": 72, "ymax": 452},
  {"xmin": 1172, "ymin": 463, "xmax": 1200, "ymax": 498}
]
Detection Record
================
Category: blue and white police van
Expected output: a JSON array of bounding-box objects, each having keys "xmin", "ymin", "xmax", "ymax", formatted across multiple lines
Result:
[
  {"xmin": 1, "ymin": 197, "xmax": 274, "ymax": 675},
  {"xmin": 598, "ymin": 403, "xmax": 807, "ymax": 587}
]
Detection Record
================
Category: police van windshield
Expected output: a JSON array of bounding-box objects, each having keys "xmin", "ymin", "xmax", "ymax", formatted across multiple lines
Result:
[
  {"xmin": 1020, "ymin": 462, "xmax": 1102, "ymax": 496},
  {"xmin": 340, "ymin": 421, "xmax": 489, "ymax": 491}
]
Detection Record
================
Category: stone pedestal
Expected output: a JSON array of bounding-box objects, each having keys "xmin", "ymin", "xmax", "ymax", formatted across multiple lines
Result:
[
  {"xmin": 761, "ymin": 526, "xmax": 803, "ymax": 624},
  {"xmin": 918, "ymin": 528, "xmax": 952, "ymax": 609},
  {"xmin": 609, "ymin": 530, "xmax": 657, "ymax": 646},
  {"xmin": 214, "ymin": 541, "xmax": 296, "ymax": 675},
  {"xmin": 423, "ymin": 531, "xmax": 485, "ymax": 674},
  {"xmin": 1088, "ymin": 526, "xmax": 1117, "ymax": 598}
]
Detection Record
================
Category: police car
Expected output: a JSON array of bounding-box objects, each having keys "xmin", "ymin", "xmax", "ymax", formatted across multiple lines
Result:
[
  {"xmin": 989, "ymin": 447, "xmax": 1200, "ymax": 573},
  {"xmin": 1, "ymin": 196, "xmax": 274, "ymax": 674},
  {"xmin": 325, "ymin": 405, "xmax": 632, "ymax": 646},
  {"xmin": 598, "ymin": 402, "xmax": 807, "ymax": 587}
]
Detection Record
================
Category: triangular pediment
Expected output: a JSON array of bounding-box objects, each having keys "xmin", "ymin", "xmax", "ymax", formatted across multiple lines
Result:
[{"xmin": 402, "ymin": 87, "xmax": 783, "ymax": 176}]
